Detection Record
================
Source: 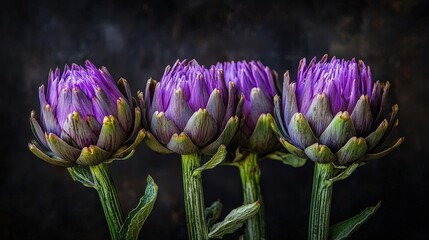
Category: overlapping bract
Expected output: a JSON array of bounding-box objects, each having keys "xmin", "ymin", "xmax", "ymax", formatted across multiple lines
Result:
[
  {"xmin": 216, "ymin": 60, "xmax": 280, "ymax": 153},
  {"xmin": 273, "ymin": 55, "xmax": 403, "ymax": 165},
  {"xmin": 139, "ymin": 59, "xmax": 243, "ymax": 155},
  {"xmin": 29, "ymin": 60, "xmax": 144, "ymax": 167}
]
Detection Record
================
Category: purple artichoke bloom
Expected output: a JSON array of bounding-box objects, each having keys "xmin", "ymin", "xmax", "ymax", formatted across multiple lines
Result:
[
  {"xmin": 273, "ymin": 55, "xmax": 403, "ymax": 165},
  {"xmin": 139, "ymin": 59, "xmax": 243, "ymax": 155},
  {"xmin": 29, "ymin": 60, "xmax": 145, "ymax": 167},
  {"xmin": 217, "ymin": 60, "xmax": 280, "ymax": 153}
]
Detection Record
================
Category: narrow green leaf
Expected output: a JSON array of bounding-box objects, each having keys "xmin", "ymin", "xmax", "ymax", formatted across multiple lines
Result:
[
  {"xmin": 105, "ymin": 150, "xmax": 136, "ymax": 164},
  {"xmin": 305, "ymin": 143, "xmax": 337, "ymax": 163},
  {"xmin": 205, "ymin": 200, "xmax": 223, "ymax": 227},
  {"xmin": 120, "ymin": 175, "xmax": 158, "ymax": 240},
  {"xmin": 232, "ymin": 147, "xmax": 247, "ymax": 162},
  {"xmin": 208, "ymin": 201, "xmax": 260, "ymax": 239},
  {"xmin": 330, "ymin": 201, "xmax": 381, "ymax": 240},
  {"xmin": 324, "ymin": 162, "xmax": 359, "ymax": 188},
  {"xmin": 193, "ymin": 145, "xmax": 227, "ymax": 176},
  {"xmin": 279, "ymin": 138, "xmax": 307, "ymax": 158},
  {"xmin": 265, "ymin": 151, "xmax": 307, "ymax": 167},
  {"xmin": 67, "ymin": 166, "xmax": 95, "ymax": 188}
]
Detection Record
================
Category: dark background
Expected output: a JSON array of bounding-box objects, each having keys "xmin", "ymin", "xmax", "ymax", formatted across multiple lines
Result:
[{"xmin": 1, "ymin": 0, "xmax": 428, "ymax": 239}]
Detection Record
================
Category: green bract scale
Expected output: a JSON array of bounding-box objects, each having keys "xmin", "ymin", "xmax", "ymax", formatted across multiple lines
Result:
[
  {"xmin": 29, "ymin": 60, "xmax": 144, "ymax": 167},
  {"xmin": 273, "ymin": 55, "xmax": 403, "ymax": 165},
  {"xmin": 139, "ymin": 59, "xmax": 244, "ymax": 155}
]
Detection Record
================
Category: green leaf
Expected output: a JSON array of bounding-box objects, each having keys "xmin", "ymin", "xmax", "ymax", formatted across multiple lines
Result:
[
  {"xmin": 205, "ymin": 200, "xmax": 223, "ymax": 227},
  {"xmin": 287, "ymin": 113, "xmax": 318, "ymax": 149},
  {"xmin": 193, "ymin": 145, "xmax": 227, "ymax": 176},
  {"xmin": 106, "ymin": 150, "xmax": 136, "ymax": 164},
  {"xmin": 319, "ymin": 112, "xmax": 356, "ymax": 152},
  {"xmin": 166, "ymin": 132, "xmax": 199, "ymax": 154},
  {"xmin": 304, "ymin": 143, "xmax": 337, "ymax": 163},
  {"xmin": 111, "ymin": 129, "xmax": 146, "ymax": 159},
  {"xmin": 201, "ymin": 116, "xmax": 240, "ymax": 155},
  {"xmin": 28, "ymin": 142, "xmax": 74, "ymax": 167},
  {"xmin": 232, "ymin": 147, "xmax": 247, "ymax": 162},
  {"xmin": 208, "ymin": 201, "xmax": 260, "ymax": 239},
  {"xmin": 67, "ymin": 166, "xmax": 95, "ymax": 188},
  {"xmin": 336, "ymin": 137, "xmax": 368, "ymax": 165},
  {"xmin": 265, "ymin": 151, "xmax": 307, "ymax": 167},
  {"xmin": 120, "ymin": 175, "xmax": 158, "ymax": 240},
  {"xmin": 144, "ymin": 131, "xmax": 174, "ymax": 154},
  {"xmin": 278, "ymin": 137, "xmax": 307, "ymax": 158},
  {"xmin": 330, "ymin": 201, "xmax": 381, "ymax": 240},
  {"xmin": 76, "ymin": 145, "xmax": 110, "ymax": 166},
  {"xmin": 248, "ymin": 114, "xmax": 278, "ymax": 152},
  {"xmin": 324, "ymin": 162, "xmax": 359, "ymax": 188}
]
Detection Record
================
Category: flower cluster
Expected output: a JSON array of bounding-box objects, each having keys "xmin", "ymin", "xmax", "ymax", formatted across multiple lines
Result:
[
  {"xmin": 29, "ymin": 60, "xmax": 144, "ymax": 167},
  {"xmin": 139, "ymin": 59, "xmax": 243, "ymax": 155},
  {"xmin": 273, "ymin": 55, "xmax": 403, "ymax": 165}
]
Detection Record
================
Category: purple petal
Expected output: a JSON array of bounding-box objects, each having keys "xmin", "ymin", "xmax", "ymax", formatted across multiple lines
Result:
[
  {"xmin": 164, "ymin": 88, "xmax": 193, "ymax": 131},
  {"xmin": 56, "ymin": 87, "xmax": 73, "ymax": 126},
  {"xmin": 92, "ymin": 87, "xmax": 118, "ymax": 124}
]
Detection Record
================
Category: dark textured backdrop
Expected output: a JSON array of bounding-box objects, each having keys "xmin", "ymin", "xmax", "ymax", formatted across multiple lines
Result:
[{"xmin": 1, "ymin": 0, "xmax": 428, "ymax": 239}]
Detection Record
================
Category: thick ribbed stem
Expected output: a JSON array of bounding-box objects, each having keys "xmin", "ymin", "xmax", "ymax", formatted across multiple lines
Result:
[
  {"xmin": 239, "ymin": 152, "xmax": 265, "ymax": 240},
  {"xmin": 181, "ymin": 153, "xmax": 208, "ymax": 240},
  {"xmin": 309, "ymin": 163, "xmax": 335, "ymax": 240},
  {"xmin": 89, "ymin": 163, "xmax": 124, "ymax": 240}
]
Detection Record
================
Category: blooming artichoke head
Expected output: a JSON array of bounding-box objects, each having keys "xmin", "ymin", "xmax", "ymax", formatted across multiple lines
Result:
[
  {"xmin": 217, "ymin": 60, "xmax": 281, "ymax": 153},
  {"xmin": 273, "ymin": 55, "xmax": 403, "ymax": 165},
  {"xmin": 29, "ymin": 60, "xmax": 144, "ymax": 167},
  {"xmin": 139, "ymin": 59, "xmax": 243, "ymax": 155}
]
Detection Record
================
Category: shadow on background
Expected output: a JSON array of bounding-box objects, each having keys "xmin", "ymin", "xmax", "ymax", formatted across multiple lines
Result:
[{"xmin": 1, "ymin": 0, "xmax": 428, "ymax": 239}]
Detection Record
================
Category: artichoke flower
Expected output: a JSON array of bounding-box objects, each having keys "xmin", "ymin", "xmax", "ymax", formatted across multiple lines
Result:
[
  {"xmin": 273, "ymin": 55, "xmax": 403, "ymax": 165},
  {"xmin": 139, "ymin": 59, "xmax": 243, "ymax": 155},
  {"xmin": 217, "ymin": 60, "xmax": 280, "ymax": 153},
  {"xmin": 29, "ymin": 60, "xmax": 144, "ymax": 167}
]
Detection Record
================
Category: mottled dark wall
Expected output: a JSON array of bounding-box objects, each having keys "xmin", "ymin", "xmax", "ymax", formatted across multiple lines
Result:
[{"xmin": 1, "ymin": 0, "xmax": 428, "ymax": 239}]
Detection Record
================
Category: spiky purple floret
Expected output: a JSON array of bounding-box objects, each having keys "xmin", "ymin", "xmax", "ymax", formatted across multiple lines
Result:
[
  {"xmin": 274, "ymin": 55, "xmax": 403, "ymax": 164},
  {"xmin": 161, "ymin": 60, "xmax": 227, "ymax": 110},
  {"xmin": 141, "ymin": 59, "xmax": 244, "ymax": 154},
  {"xmin": 41, "ymin": 60, "xmax": 124, "ymax": 126},
  {"xmin": 38, "ymin": 60, "xmax": 126, "ymax": 147},
  {"xmin": 219, "ymin": 60, "xmax": 277, "ymax": 99},
  {"xmin": 296, "ymin": 55, "xmax": 373, "ymax": 115},
  {"xmin": 153, "ymin": 59, "xmax": 227, "ymax": 129},
  {"xmin": 217, "ymin": 60, "xmax": 278, "ymax": 132}
]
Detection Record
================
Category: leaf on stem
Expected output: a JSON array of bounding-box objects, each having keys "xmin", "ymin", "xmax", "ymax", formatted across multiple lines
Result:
[
  {"xmin": 208, "ymin": 201, "xmax": 260, "ymax": 239},
  {"xmin": 232, "ymin": 147, "xmax": 247, "ymax": 162},
  {"xmin": 67, "ymin": 166, "xmax": 95, "ymax": 188},
  {"xmin": 120, "ymin": 175, "xmax": 158, "ymax": 240},
  {"xmin": 324, "ymin": 162, "xmax": 359, "ymax": 188},
  {"xmin": 205, "ymin": 200, "xmax": 223, "ymax": 227},
  {"xmin": 329, "ymin": 201, "xmax": 381, "ymax": 240},
  {"xmin": 193, "ymin": 145, "xmax": 227, "ymax": 176},
  {"xmin": 265, "ymin": 151, "xmax": 307, "ymax": 167}
]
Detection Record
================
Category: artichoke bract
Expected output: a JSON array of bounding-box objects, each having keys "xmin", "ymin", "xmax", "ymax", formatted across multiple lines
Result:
[
  {"xmin": 140, "ymin": 59, "xmax": 243, "ymax": 155},
  {"xmin": 29, "ymin": 60, "xmax": 144, "ymax": 167},
  {"xmin": 217, "ymin": 60, "xmax": 280, "ymax": 153},
  {"xmin": 273, "ymin": 55, "xmax": 403, "ymax": 165}
]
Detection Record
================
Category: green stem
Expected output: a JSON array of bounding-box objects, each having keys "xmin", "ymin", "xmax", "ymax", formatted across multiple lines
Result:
[
  {"xmin": 239, "ymin": 152, "xmax": 265, "ymax": 240},
  {"xmin": 89, "ymin": 163, "xmax": 124, "ymax": 240},
  {"xmin": 309, "ymin": 163, "xmax": 335, "ymax": 240},
  {"xmin": 181, "ymin": 153, "xmax": 208, "ymax": 240}
]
